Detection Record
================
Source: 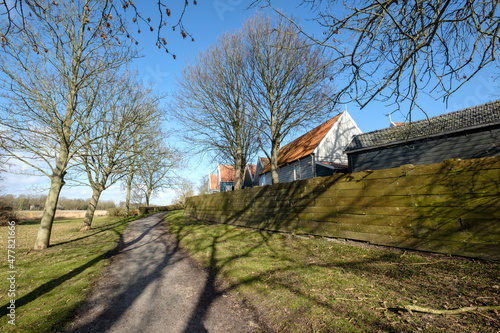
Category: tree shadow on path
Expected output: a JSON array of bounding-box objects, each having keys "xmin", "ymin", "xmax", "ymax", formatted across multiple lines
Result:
[
  {"xmin": 64, "ymin": 212, "xmax": 189, "ymax": 332},
  {"xmin": 66, "ymin": 212, "xmax": 260, "ymax": 333}
]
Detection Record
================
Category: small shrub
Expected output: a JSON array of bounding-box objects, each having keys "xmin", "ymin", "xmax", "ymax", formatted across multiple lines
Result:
[
  {"xmin": 106, "ymin": 208, "xmax": 124, "ymax": 217},
  {"xmin": 138, "ymin": 204, "xmax": 185, "ymax": 215},
  {"xmin": 169, "ymin": 204, "xmax": 184, "ymax": 211},
  {"xmin": 0, "ymin": 205, "xmax": 19, "ymax": 226}
]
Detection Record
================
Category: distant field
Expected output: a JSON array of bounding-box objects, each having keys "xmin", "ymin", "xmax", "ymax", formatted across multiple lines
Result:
[{"xmin": 16, "ymin": 210, "xmax": 108, "ymax": 220}]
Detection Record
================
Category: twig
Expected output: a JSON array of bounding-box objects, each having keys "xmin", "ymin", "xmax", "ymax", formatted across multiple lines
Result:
[
  {"xmin": 380, "ymin": 260, "xmax": 445, "ymax": 266},
  {"xmin": 473, "ymin": 311, "xmax": 496, "ymax": 321},
  {"xmin": 395, "ymin": 305, "xmax": 500, "ymax": 315}
]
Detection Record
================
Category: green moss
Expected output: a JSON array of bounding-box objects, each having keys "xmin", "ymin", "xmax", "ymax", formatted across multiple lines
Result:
[{"xmin": 186, "ymin": 156, "xmax": 500, "ymax": 260}]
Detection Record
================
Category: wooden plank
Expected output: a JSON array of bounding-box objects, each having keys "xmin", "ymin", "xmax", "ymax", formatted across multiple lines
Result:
[{"xmin": 187, "ymin": 156, "xmax": 500, "ymax": 261}]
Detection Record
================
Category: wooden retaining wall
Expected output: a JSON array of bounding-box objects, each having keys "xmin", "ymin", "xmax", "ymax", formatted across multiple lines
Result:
[
  {"xmin": 139, "ymin": 204, "xmax": 184, "ymax": 215},
  {"xmin": 185, "ymin": 156, "xmax": 500, "ymax": 261}
]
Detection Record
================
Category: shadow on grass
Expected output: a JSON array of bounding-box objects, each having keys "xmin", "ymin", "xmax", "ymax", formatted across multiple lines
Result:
[
  {"xmin": 168, "ymin": 213, "xmax": 500, "ymax": 333},
  {"xmin": 0, "ymin": 242, "xmax": 123, "ymax": 320},
  {"xmin": 174, "ymin": 156, "xmax": 500, "ymax": 331},
  {"xmin": 0, "ymin": 215, "xmax": 140, "ymax": 319},
  {"xmin": 50, "ymin": 215, "xmax": 144, "ymax": 248}
]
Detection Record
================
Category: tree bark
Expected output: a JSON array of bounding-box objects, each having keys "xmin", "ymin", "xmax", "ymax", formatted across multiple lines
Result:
[
  {"xmin": 145, "ymin": 188, "xmax": 152, "ymax": 207},
  {"xmin": 33, "ymin": 174, "xmax": 65, "ymax": 249},
  {"xmin": 234, "ymin": 135, "xmax": 243, "ymax": 190},
  {"xmin": 270, "ymin": 140, "xmax": 280, "ymax": 184},
  {"xmin": 125, "ymin": 168, "xmax": 134, "ymax": 216},
  {"xmin": 80, "ymin": 187, "xmax": 102, "ymax": 231}
]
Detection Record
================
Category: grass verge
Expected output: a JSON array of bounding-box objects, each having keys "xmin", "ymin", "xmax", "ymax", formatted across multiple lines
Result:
[
  {"xmin": 0, "ymin": 214, "xmax": 142, "ymax": 332},
  {"xmin": 165, "ymin": 211, "xmax": 500, "ymax": 332}
]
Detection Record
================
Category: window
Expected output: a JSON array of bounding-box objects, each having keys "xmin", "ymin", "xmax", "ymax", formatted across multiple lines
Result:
[
  {"xmin": 294, "ymin": 163, "xmax": 301, "ymax": 180},
  {"xmin": 262, "ymin": 173, "xmax": 266, "ymax": 185}
]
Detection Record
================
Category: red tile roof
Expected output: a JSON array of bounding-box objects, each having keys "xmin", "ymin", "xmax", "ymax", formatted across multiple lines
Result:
[
  {"xmin": 245, "ymin": 164, "xmax": 257, "ymax": 180},
  {"xmin": 261, "ymin": 115, "xmax": 341, "ymax": 174},
  {"xmin": 259, "ymin": 157, "xmax": 269, "ymax": 168},
  {"xmin": 218, "ymin": 165, "xmax": 235, "ymax": 182}
]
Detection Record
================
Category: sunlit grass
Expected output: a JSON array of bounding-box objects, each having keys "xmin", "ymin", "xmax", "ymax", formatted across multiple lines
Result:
[
  {"xmin": 0, "ymin": 215, "xmax": 140, "ymax": 332},
  {"xmin": 166, "ymin": 211, "xmax": 500, "ymax": 332}
]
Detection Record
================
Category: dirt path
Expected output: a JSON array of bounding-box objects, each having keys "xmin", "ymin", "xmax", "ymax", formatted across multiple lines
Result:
[{"xmin": 64, "ymin": 213, "xmax": 261, "ymax": 333}]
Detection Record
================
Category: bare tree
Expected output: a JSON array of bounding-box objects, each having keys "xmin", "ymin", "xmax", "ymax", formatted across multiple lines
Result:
[
  {"xmin": 76, "ymin": 73, "xmax": 162, "ymax": 231},
  {"xmin": 244, "ymin": 14, "xmax": 336, "ymax": 184},
  {"xmin": 122, "ymin": 119, "xmax": 157, "ymax": 216},
  {"xmin": 255, "ymin": 1, "xmax": 500, "ymax": 115},
  {"xmin": 196, "ymin": 174, "xmax": 209, "ymax": 195},
  {"xmin": 0, "ymin": 141, "xmax": 8, "ymax": 193},
  {"xmin": 0, "ymin": 0, "xmax": 196, "ymax": 59},
  {"xmin": 121, "ymin": 116, "xmax": 170, "ymax": 214},
  {"xmin": 0, "ymin": 1, "xmax": 135, "ymax": 249},
  {"xmin": 172, "ymin": 178, "xmax": 195, "ymax": 205},
  {"xmin": 131, "ymin": 139, "xmax": 181, "ymax": 206},
  {"xmin": 172, "ymin": 29, "xmax": 259, "ymax": 190}
]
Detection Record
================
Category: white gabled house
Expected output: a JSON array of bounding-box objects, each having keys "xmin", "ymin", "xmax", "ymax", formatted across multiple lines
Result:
[{"xmin": 259, "ymin": 111, "xmax": 362, "ymax": 185}]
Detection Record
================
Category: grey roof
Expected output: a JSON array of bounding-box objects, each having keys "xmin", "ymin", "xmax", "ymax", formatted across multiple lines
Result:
[{"xmin": 346, "ymin": 100, "xmax": 500, "ymax": 152}]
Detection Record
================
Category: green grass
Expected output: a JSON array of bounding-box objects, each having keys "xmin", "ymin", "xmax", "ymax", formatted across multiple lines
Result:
[
  {"xmin": 0, "ymin": 214, "xmax": 141, "ymax": 332},
  {"xmin": 166, "ymin": 211, "xmax": 500, "ymax": 332}
]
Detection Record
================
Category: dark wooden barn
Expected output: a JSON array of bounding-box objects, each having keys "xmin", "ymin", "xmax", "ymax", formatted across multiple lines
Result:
[{"xmin": 345, "ymin": 100, "xmax": 500, "ymax": 173}]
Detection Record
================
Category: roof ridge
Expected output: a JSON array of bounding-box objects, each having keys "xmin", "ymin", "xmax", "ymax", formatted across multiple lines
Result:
[
  {"xmin": 260, "ymin": 114, "xmax": 342, "ymax": 174},
  {"xmin": 346, "ymin": 99, "xmax": 500, "ymax": 151},
  {"xmin": 279, "ymin": 114, "xmax": 341, "ymax": 151}
]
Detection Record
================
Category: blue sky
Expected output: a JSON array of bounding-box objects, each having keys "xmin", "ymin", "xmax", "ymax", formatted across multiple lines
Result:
[{"xmin": 3, "ymin": 1, "xmax": 499, "ymax": 205}]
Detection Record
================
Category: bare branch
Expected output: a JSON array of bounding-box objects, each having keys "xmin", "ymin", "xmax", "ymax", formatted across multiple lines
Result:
[{"xmin": 253, "ymin": 0, "xmax": 500, "ymax": 116}]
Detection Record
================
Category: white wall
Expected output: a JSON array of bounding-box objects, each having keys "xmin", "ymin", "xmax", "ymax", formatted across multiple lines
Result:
[{"xmin": 314, "ymin": 111, "xmax": 362, "ymax": 165}]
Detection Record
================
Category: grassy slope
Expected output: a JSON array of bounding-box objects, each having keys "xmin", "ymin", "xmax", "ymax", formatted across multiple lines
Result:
[
  {"xmin": 166, "ymin": 211, "xmax": 500, "ymax": 332},
  {"xmin": 0, "ymin": 215, "xmax": 140, "ymax": 332}
]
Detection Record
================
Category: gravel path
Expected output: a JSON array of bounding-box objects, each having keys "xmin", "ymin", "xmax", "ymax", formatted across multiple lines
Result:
[{"xmin": 64, "ymin": 213, "xmax": 261, "ymax": 333}]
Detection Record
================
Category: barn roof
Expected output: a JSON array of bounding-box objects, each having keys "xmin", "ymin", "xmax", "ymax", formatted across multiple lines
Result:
[
  {"xmin": 346, "ymin": 100, "xmax": 500, "ymax": 153},
  {"xmin": 261, "ymin": 114, "xmax": 342, "ymax": 174},
  {"xmin": 218, "ymin": 165, "xmax": 235, "ymax": 183}
]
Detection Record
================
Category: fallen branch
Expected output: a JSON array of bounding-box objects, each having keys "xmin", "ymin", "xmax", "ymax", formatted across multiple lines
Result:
[
  {"xmin": 380, "ymin": 260, "xmax": 446, "ymax": 266},
  {"xmin": 396, "ymin": 305, "xmax": 500, "ymax": 315}
]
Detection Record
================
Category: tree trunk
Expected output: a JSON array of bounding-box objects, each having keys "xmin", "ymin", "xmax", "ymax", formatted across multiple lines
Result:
[
  {"xmin": 33, "ymin": 174, "xmax": 65, "ymax": 249},
  {"xmin": 234, "ymin": 165, "xmax": 242, "ymax": 190},
  {"xmin": 145, "ymin": 188, "xmax": 152, "ymax": 207},
  {"xmin": 125, "ymin": 168, "xmax": 134, "ymax": 216},
  {"xmin": 270, "ymin": 141, "xmax": 280, "ymax": 184},
  {"xmin": 234, "ymin": 145, "xmax": 243, "ymax": 190},
  {"xmin": 80, "ymin": 187, "xmax": 103, "ymax": 231},
  {"xmin": 240, "ymin": 159, "xmax": 247, "ymax": 189}
]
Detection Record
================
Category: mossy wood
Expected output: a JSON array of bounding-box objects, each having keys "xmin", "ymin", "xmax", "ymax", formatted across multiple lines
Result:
[
  {"xmin": 139, "ymin": 204, "xmax": 184, "ymax": 215},
  {"xmin": 185, "ymin": 156, "xmax": 500, "ymax": 261}
]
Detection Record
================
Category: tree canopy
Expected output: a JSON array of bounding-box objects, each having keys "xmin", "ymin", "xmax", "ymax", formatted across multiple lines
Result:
[
  {"xmin": 172, "ymin": 28, "xmax": 259, "ymax": 189},
  {"xmin": 173, "ymin": 13, "xmax": 336, "ymax": 185},
  {"xmin": 0, "ymin": 0, "xmax": 135, "ymax": 248}
]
